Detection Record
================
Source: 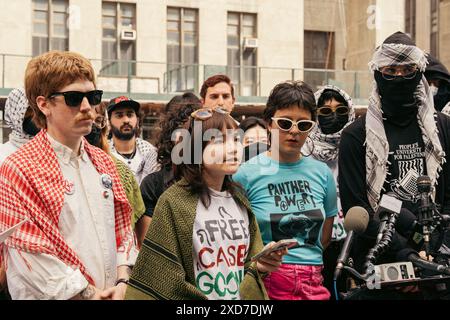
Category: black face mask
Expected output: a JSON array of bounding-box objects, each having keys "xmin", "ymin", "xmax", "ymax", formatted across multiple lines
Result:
[
  {"xmin": 22, "ymin": 116, "xmax": 40, "ymax": 137},
  {"xmin": 318, "ymin": 113, "xmax": 349, "ymax": 135},
  {"xmin": 374, "ymin": 70, "xmax": 423, "ymax": 125},
  {"xmin": 85, "ymin": 124, "xmax": 102, "ymax": 147},
  {"xmin": 434, "ymin": 84, "xmax": 450, "ymax": 112}
]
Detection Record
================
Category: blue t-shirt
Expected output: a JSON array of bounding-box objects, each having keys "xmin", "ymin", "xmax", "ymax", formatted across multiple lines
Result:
[{"xmin": 233, "ymin": 153, "xmax": 338, "ymax": 265}]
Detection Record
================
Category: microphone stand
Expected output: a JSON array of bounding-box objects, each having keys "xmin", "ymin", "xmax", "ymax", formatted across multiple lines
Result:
[
  {"xmin": 416, "ymin": 176, "xmax": 437, "ymax": 258},
  {"xmin": 363, "ymin": 211, "xmax": 399, "ymax": 276}
]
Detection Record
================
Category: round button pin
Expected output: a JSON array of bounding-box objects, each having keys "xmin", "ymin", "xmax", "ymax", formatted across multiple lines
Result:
[{"xmin": 100, "ymin": 174, "xmax": 113, "ymax": 189}]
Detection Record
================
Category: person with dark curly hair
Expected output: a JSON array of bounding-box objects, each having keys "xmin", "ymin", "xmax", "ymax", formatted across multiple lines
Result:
[{"xmin": 139, "ymin": 93, "xmax": 201, "ymax": 227}]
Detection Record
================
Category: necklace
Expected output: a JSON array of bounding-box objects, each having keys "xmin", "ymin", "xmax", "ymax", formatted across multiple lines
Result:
[{"xmin": 116, "ymin": 148, "xmax": 137, "ymax": 166}]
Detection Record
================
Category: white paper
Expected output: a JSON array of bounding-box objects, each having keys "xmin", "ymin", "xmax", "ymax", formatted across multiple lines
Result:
[
  {"xmin": 0, "ymin": 219, "xmax": 28, "ymax": 243},
  {"xmin": 379, "ymin": 194, "xmax": 402, "ymax": 214}
]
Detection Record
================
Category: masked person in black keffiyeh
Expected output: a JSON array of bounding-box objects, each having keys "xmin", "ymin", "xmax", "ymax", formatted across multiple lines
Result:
[{"xmin": 338, "ymin": 32, "xmax": 450, "ymax": 298}]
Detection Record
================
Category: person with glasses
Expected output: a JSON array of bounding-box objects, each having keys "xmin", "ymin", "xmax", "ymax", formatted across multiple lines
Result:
[
  {"xmin": 126, "ymin": 108, "xmax": 286, "ymax": 300},
  {"xmin": 107, "ymin": 96, "xmax": 159, "ymax": 184},
  {"xmin": 338, "ymin": 32, "xmax": 450, "ymax": 298},
  {"xmin": 84, "ymin": 102, "xmax": 147, "ymax": 249},
  {"xmin": 233, "ymin": 81, "xmax": 338, "ymax": 300},
  {"xmin": 301, "ymin": 85, "xmax": 355, "ymax": 299},
  {"xmin": 0, "ymin": 51, "xmax": 137, "ymax": 300}
]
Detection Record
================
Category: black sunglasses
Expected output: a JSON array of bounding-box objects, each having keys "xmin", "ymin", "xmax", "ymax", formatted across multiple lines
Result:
[
  {"xmin": 48, "ymin": 90, "xmax": 103, "ymax": 107},
  {"xmin": 317, "ymin": 105, "xmax": 350, "ymax": 116}
]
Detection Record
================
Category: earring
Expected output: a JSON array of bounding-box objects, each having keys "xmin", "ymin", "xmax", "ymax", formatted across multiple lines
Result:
[{"xmin": 301, "ymin": 136, "xmax": 315, "ymax": 157}]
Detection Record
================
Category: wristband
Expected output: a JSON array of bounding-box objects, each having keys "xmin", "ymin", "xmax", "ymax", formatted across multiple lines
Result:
[{"xmin": 115, "ymin": 278, "xmax": 129, "ymax": 286}]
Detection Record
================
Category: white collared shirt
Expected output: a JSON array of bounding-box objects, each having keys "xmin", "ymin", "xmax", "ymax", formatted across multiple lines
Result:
[{"xmin": 5, "ymin": 133, "xmax": 137, "ymax": 300}]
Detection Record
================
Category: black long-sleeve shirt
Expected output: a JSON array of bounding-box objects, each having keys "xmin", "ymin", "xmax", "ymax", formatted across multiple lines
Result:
[{"xmin": 338, "ymin": 112, "xmax": 450, "ymax": 269}]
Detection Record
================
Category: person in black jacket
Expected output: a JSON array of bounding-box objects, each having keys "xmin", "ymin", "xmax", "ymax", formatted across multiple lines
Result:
[
  {"xmin": 424, "ymin": 55, "xmax": 450, "ymax": 112},
  {"xmin": 140, "ymin": 93, "xmax": 201, "ymax": 221},
  {"xmin": 338, "ymin": 32, "xmax": 450, "ymax": 288}
]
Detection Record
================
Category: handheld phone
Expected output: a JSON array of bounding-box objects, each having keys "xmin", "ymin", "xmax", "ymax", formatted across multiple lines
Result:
[{"xmin": 251, "ymin": 238, "xmax": 298, "ymax": 261}]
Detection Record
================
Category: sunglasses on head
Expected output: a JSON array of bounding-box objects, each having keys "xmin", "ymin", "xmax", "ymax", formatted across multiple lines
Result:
[
  {"xmin": 317, "ymin": 105, "xmax": 350, "ymax": 116},
  {"xmin": 191, "ymin": 107, "xmax": 230, "ymax": 121},
  {"xmin": 271, "ymin": 117, "xmax": 316, "ymax": 132},
  {"xmin": 48, "ymin": 90, "xmax": 103, "ymax": 107}
]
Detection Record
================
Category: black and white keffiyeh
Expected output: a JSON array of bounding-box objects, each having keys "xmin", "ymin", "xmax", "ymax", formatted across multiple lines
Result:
[
  {"xmin": 442, "ymin": 102, "xmax": 450, "ymax": 116},
  {"xmin": 365, "ymin": 43, "xmax": 445, "ymax": 211},
  {"xmin": 4, "ymin": 88, "xmax": 34, "ymax": 147},
  {"xmin": 302, "ymin": 85, "xmax": 355, "ymax": 162},
  {"xmin": 110, "ymin": 138, "xmax": 159, "ymax": 183}
]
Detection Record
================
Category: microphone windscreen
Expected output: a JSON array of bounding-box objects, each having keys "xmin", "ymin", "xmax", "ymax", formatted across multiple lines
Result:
[
  {"xmin": 344, "ymin": 206, "xmax": 369, "ymax": 234},
  {"xmin": 395, "ymin": 208, "xmax": 417, "ymax": 237}
]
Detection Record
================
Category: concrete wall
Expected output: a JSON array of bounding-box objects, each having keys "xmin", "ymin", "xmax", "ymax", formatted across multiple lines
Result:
[
  {"xmin": 304, "ymin": 0, "xmax": 346, "ymax": 70},
  {"xmin": 375, "ymin": 0, "xmax": 405, "ymax": 46},
  {"xmin": 415, "ymin": 0, "xmax": 431, "ymax": 52},
  {"xmin": 344, "ymin": 0, "xmax": 376, "ymax": 71},
  {"xmin": 0, "ymin": 0, "xmax": 424, "ymax": 101}
]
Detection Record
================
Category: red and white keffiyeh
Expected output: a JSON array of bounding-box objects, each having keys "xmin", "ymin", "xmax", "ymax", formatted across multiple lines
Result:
[{"xmin": 0, "ymin": 130, "xmax": 133, "ymax": 285}]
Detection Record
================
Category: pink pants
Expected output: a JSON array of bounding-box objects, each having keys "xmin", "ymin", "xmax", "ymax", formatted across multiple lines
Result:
[{"xmin": 263, "ymin": 264, "xmax": 330, "ymax": 300}]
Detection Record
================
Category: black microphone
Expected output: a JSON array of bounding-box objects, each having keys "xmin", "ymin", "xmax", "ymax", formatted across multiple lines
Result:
[
  {"xmin": 417, "ymin": 175, "xmax": 433, "ymax": 253},
  {"xmin": 333, "ymin": 206, "xmax": 369, "ymax": 281},
  {"xmin": 396, "ymin": 248, "xmax": 450, "ymax": 276},
  {"xmin": 417, "ymin": 175, "xmax": 431, "ymax": 213},
  {"xmin": 395, "ymin": 208, "xmax": 425, "ymax": 248},
  {"xmin": 375, "ymin": 192, "xmax": 403, "ymax": 244}
]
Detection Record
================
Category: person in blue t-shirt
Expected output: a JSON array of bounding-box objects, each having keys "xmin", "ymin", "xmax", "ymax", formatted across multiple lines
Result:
[{"xmin": 233, "ymin": 81, "xmax": 338, "ymax": 300}]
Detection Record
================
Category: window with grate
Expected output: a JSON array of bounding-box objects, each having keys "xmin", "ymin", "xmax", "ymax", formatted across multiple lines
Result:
[
  {"xmin": 227, "ymin": 12, "xmax": 257, "ymax": 96},
  {"xmin": 101, "ymin": 1, "xmax": 136, "ymax": 76},
  {"xmin": 166, "ymin": 7, "xmax": 198, "ymax": 93},
  {"xmin": 32, "ymin": 0, "xmax": 69, "ymax": 56}
]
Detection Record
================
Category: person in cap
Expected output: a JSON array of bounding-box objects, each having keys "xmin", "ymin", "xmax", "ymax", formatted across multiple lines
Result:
[
  {"xmin": 0, "ymin": 88, "xmax": 40, "ymax": 166},
  {"xmin": 338, "ymin": 32, "xmax": 450, "ymax": 296},
  {"xmin": 0, "ymin": 51, "xmax": 137, "ymax": 300},
  {"xmin": 84, "ymin": 102, "xmax": 147, "ymax": 249},
  {"xmin": 424, "ymin": 55, "xmax": 450, "ymax": 112},
  {"xmin": 107, "ymin": 96, "xmax": 158, "ymax": 184}
]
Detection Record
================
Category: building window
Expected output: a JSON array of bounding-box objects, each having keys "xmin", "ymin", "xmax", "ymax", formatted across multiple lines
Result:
[
  {"xmin": 405, "ymin": 0, "xmax": 416, "ymax": 41},
  {"xmin": 227, "ymin": 12, "xmax": 257, "ymax": 96},
  {"xmin": 304, "ymin": 31, "xmax": 335, "ymax": 89},
  {"xmin": 32, "ymin": 0, "xmax": 69, "ymax": 56},
  {"xmin": 430, "ymin": 0, "xmax": 439, "ymax": 57},
  {"xmin": 101, "ymin": 2, "xmax": 136, "ymax": 76},
  {"xmin": 166, "ymin": 7, "xmax": 198, "ymax": 93},
  {"xmin": 304, "ymin": 31, "xmax": 335, "ymax": 69}
]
